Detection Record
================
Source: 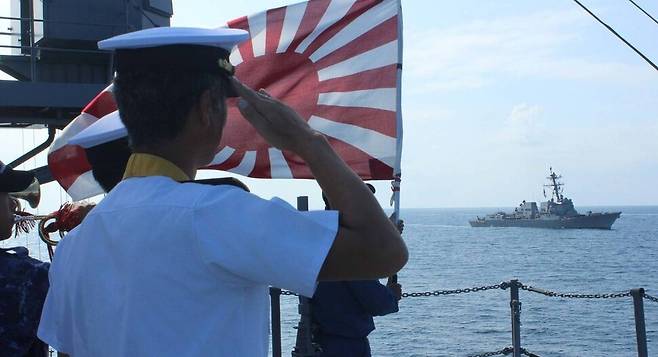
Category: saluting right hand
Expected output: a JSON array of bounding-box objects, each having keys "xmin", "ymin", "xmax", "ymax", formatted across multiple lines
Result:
[
  {"xmin": 230, "ymin": 78, "xmax": 408, "ymax": 281},
  {"xmin": 231, "ymin": 77, "xmax": 319, "ymax": 156}
]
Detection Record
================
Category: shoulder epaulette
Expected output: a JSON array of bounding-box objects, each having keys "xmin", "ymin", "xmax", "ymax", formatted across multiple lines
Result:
[{"xmin": 183, "ymin": 177, "xmax": 250, "ymax": 192}]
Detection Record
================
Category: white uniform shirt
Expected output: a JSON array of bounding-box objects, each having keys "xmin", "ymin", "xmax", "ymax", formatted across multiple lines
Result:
[{"xmin": 38, "ymin": 176, "xmax": 337, "ymax": 356}]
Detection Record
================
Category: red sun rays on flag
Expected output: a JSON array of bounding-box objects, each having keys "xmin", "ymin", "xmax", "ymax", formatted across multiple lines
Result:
[
  {"xmin": 46, "ymin": 0, "xmax": 403, "ymax": 201},
  {"xmin": 208, "ymin": 0, "xmax": 402, "ymax": 180}
]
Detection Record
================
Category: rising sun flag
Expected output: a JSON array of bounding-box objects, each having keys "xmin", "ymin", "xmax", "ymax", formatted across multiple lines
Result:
[{"xmin": 47, "ymin": 0, "xmax": 403, "ymax": 202}]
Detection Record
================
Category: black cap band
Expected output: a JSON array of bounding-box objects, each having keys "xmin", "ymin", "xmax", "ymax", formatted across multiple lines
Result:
[
  {"xmin": 115, "ymin": 45, "xmax": 234, "ymax": 76},
  {"xmin": 115, "ymin": 44, "xmax": 237, "ymax": 97}
]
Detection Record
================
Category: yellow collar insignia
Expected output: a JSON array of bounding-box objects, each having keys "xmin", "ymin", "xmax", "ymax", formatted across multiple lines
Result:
[{"xmin": 123, "ymin": 153, "xmax": 190, "ymax": 181}]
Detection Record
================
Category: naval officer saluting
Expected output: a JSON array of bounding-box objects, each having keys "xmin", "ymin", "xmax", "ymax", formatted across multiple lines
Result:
[{"xmin": 37, "ymin": 27, "xmax": 407, "ymax": 357}]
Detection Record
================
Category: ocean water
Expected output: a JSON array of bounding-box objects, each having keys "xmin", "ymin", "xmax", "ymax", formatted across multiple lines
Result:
[
  {"xmin": 277, "ymin": 206, "xmax": 658, "ymax": 357},
  {"xmin": 4, "ymin": 206, "xmax": 657, "ymax": 356}
]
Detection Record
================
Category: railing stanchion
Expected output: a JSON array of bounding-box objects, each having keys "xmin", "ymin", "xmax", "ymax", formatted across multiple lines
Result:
[
  {"xmin": 292, "ymin": 196, "xmax": 320, "ymax": 356},
  {"xmin": 270, "ymin": 287, "xmax": 282, "ymax": 357},
  {"xmin": 28, "ymin": 0, "xmax": 36, "ymax": 81},
  {"xmin": 509, "ymin": 279, "xmax": 522, "ymax": 357},
  {"xmin": 630, "ymin": 288, "xmax": 648, "ymax": 357}
]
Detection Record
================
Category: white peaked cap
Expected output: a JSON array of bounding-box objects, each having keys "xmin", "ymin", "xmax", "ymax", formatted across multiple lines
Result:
[
  {"xmin": 68, "ymin": 112, "xmax": 127, "ymax": 149},
  {"xmin": 98, "ymin": 26, "xmax": 249, "ymax": 51},
  {"xmin": 73, "ymin": 27, "xmax": 251, "ymax": 150}
]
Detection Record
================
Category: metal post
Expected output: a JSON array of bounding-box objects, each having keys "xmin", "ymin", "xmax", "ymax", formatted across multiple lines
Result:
[
  {"xmin": 509, "ymin": 279, "xmax": 522, "ymax": 357},
  {"xmin": 19, "ymin": 0, "xmax": 30, "ymax": 55},
  {"xmin": 291, "ymin": 196, "xmax": 319, "ymax": 357},
  {"xmin": 630, "ymin": 288, "xmax": 648, "ymax": 357},
  {"xmin": 270, "ymin": 287, "xmax": 282, "ymax": 357},
  {"xmin": 292, "ymin": 295, "xmax": 319, "ymax": 357},
  {"xmin": 296, "ymin": 196, "xmax": 309, "ymax": 211},
  {"xmin": 28, "ymin": 0, "xmax": 36, "ymax": 81}
]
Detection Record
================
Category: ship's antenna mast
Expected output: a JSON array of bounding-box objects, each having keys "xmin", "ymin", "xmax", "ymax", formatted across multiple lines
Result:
[{"xmin": 545, "ymin": 167, "xmax": 564, "ymax": 202}]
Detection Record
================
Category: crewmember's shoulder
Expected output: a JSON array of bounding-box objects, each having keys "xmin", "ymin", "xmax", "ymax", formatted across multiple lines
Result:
[
  {"xmin": 103, "ymin": 176, "xmax": 246, "ymax": 208},
  {"xmin": 186, "ymin": 177, "xmax": 254, "ymax": 208},
  {"xmin": 0, "ymin": 248, "xmax": 50, "ymax": 275},
  {"xmin": 182, "ymin": 177, "xmax": 249, "ymax": 192},
  {"xmin": 184, "ymin": 177, "xmax": 251, "ymax": 204}
]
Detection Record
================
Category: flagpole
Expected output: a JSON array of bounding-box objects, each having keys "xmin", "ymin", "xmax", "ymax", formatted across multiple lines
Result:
[
  {"xmin": 392, "ymin": 0, "xmax": 403, "ymax": 225},
  {"xmin": 390, "ymin": 0, "xmax": 404, "ymax": 285}
]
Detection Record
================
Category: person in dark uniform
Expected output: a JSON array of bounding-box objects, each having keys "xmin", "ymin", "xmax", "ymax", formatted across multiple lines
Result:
[
  {"xmin": 313, "ymin": 185, "xmax": 403, "ymax": 357},
  {"xmin": 0, "ymin": 160, "xmax": 49, "ymax": 357}
]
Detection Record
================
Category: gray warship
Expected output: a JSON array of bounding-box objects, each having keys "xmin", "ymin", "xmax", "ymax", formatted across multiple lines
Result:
[{"xmin": 470, "ymin": 169, "xmax": 621, "ymax": 229}]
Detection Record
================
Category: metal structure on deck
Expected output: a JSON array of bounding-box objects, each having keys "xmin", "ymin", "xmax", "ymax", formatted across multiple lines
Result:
[{"xmin": 0, "ymin": 0, "xmax": 172, "ymax": 179}]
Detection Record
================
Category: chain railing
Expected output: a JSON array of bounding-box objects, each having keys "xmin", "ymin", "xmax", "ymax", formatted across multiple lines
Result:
[
  {"xmin": 401, "ymin": 282, "xmax": 508, "ymax": 297},
  {"xmin": 520, "ymin": 284, "xmax": 631, "ymax": 299},
  {"xmin": 468, "ymin": 347, "xmax": 514, "ymax": 357},
  {"xmin": 272, "ymin": 280, "xmax": 656, "ymax": 357},
  {"xmin": 644, "ymin": 293, "xmax": 658, "ymax": 303},
  {"xmin": 468, "ymin": 347, "xmax": 540, "ymax": 357},
  {"xmin": 279, "ymin": 282, "xmax": 509, "ymax": 298}
]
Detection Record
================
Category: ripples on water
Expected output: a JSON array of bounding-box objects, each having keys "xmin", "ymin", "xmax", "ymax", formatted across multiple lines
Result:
[
  {"xmin": 279, "ymin": 206, "xmax": 657, "ymax": 356},
  {"xmin": 3, "ymin": 206, "xmax": 656, "ymax": 356}
]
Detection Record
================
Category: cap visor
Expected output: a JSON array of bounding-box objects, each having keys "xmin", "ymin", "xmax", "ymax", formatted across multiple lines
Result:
[{"xmin": 0, "ymin": 168, "xmax": 35, "ymax": 193}]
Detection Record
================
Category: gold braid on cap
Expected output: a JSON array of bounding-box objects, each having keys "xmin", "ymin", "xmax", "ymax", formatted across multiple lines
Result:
[{"xmin": 217, "ymin": 58, "xmax": 235, "ymax": 76}]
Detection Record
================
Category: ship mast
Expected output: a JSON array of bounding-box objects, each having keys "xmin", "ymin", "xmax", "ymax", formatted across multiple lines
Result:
[{"xmin": 544, "ymin": 167, "xmax": 564, "ymax": 202}]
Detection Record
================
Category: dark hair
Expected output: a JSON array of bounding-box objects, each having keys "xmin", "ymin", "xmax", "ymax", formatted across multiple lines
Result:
[
  {"xmin": 86, "ymin": 138, "xmax": 132, "ymax": 192},
  {"xmin": 113, "ymin": 70, "xmax": 228, "ymax": 147}
]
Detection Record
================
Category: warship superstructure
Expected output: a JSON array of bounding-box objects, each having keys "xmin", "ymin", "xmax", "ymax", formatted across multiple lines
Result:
[{"xmin": 470, "ymin": 169, "xmax": 621, "ymax": 229}]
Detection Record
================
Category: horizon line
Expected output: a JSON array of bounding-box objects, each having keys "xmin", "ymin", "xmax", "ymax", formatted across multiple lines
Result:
[{"xmin": 391, "ymin": 204, "xmax": 658, "ymax": 210}]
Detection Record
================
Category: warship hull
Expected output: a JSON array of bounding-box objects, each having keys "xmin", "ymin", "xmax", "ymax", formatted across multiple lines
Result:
[{"xmin": 469, "ymin": 212, "xmax": 621, "ymax": 230}]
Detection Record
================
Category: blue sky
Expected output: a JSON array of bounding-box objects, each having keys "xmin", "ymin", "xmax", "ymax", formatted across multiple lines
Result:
[
  {"xmin": 1, "ymin": 0, "xmax": 657, "ymax": 211},
  {"xmin": 390, "ymin": 0, "xmax": 658, "ymax": 207}
]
